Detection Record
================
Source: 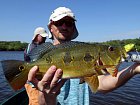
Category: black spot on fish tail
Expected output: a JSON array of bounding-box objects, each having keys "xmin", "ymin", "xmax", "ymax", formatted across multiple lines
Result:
[
  {"xmin": 84, "ymin": 52, "xmax": 94, "ymax": 62},
  {"xmin": 63, "ymin": 52, "xmax": 73, "ymax": 65}
]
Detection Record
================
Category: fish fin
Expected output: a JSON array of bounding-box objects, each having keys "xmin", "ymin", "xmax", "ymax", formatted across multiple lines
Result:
[
  {"xmin": 29, "ymin": 42, "xmax": 54, "ymax": 60},
  {"xmin": 1, "ymin": 60, "xmax": 26, "ymax": 90},
  {"xmin": 94, "ymin": 67, "xmax": 107, "ymax": 75},
  {"xmin": 95, "ymin": 65, "xmax": 116, "ymax": 75},
  {"xmin": 124, "ymin": 43, "xmax": 135, "ymax": 52},
  {"xmin": 84, "ymin": 75, "xmax": 99, "ymax": 93},
  {"xmin": 106, "ymin": 67, "xmax": 118, "ymax": 77}
]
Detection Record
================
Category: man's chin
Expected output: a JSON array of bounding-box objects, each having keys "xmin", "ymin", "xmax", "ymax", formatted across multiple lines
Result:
[
  {"xmin": 59, "ymin": 35, "xmax": 70, "ymax": 40},
  {"xmin": 60, "ymin": 37, "xmax": 71, "ymax": 41}
]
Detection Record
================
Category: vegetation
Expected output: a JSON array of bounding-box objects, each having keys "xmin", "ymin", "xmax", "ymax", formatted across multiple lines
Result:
[
  {"xmin": 0, "ymin": 41, "xmax": 28, "ymax": 51},
  {"xmin": 0, "ymin": 38, "xmax": 140, "ymax": 51},
  {"xmin": 101, "ymin": 38, "xmax": 140, "ymax": 51}
]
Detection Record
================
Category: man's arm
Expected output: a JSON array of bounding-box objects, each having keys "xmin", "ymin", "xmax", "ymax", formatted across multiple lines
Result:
[{"xmin": 98, "ymin": 63, "xmax": 140, "ymax": 93}]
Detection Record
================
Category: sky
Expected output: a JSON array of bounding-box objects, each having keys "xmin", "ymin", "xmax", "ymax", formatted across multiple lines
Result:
[{"xmin": 0, "ymin": 0, "xmax": 140, "ymax": 43}]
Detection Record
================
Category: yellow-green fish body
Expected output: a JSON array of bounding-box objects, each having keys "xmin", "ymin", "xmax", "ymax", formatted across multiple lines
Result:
[{"xmin": 1, "ymin": 41, "xmax": 131, "ymax": 92}]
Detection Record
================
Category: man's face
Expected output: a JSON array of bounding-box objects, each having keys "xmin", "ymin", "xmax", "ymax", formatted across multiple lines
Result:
[{"xmin": 50, "ymin": 16, "xmax": 75, "ymax": 41}]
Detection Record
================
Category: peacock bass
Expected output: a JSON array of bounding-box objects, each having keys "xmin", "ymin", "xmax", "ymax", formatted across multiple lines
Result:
[{"xmin": 1, "ymin": 41, "xmax": 134, "ymax": 92}]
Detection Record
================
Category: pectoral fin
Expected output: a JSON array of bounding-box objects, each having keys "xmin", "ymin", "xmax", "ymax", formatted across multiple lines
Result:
[
  {"xmin": 106, "ymin": 67, "xmax": 118, "ymax": 77},
  {"xmin": 84, "ymin": 75, "xmax": 99, "ymax": 93}
]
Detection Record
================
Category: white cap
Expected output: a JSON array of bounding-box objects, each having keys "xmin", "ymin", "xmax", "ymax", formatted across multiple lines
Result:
[
  {"xmin": 49, "ymin": 7, "xmax": 76, "ymax": 22},
  {"xmin": 32, "ymin": 27, "xmax": 48, "ymax": 40}
]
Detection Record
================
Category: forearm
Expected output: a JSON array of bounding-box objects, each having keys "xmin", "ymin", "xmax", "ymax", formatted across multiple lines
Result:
[
  {"xmin": 98, "ymin": 63, "xmax": 139, "ymax": 93},
  {"xmin": 38, "ymin": 92, "xmax": 57, "ymax": 105}
]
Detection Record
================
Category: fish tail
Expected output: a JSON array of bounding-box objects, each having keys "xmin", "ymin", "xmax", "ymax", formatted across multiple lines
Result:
[{"xmin": 1, "ymin": 60, "xmax": 25, "ymax": 90}]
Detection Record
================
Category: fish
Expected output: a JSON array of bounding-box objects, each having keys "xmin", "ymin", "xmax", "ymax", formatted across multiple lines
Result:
[{"xmin": 1, "ymin": 41, "xmax": 132, "ymax": 92}]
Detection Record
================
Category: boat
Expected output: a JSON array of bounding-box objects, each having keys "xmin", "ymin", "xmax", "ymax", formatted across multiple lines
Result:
[{"xmin": 1, "ymin": 89, "xmax": 28, "ymax": 105}]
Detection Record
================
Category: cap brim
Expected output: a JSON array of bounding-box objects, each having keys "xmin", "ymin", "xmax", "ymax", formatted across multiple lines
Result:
[
  {"xmin": 40, "ymin": 33, "xmax": 48, "ymax": 37},
  {"xmin": 32, "ymin": 33, "xmax": 48, "ymax": 40},
  {"xmin": 52, "ymin": 14, "xmax": 75, "ymax": 21}
]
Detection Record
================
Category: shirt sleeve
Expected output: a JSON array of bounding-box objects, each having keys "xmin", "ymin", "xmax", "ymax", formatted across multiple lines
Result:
[{"xmin": 24, "ymin": 43, "xmax": 32, "ymax": 62}]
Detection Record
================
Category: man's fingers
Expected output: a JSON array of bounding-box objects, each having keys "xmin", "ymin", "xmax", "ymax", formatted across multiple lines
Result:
[
  {"xmin": 28, "ymin": 66, "xmax": 39, "ymax": 81},
  {"xmin": 41, "ymin": 65, "xmax": 57, "ymax": 85},
  {"xmin": 50, "ymin": 68, "xmax": 67, "ymax": 93},
  {"xmin": 50, "ymin": 69, "xmax": 63, "ymax": 88},
  {"xmin": 37, "ymin": 65, "xmax": 57, "ymax": 92},
  {"xmin": 29, "ymin": 65, "xmax": 65, "ymax": 94}
]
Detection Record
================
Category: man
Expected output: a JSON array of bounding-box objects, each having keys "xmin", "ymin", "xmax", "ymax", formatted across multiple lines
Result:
[
  {"xmin": 24, "ymin": 27, "xmax": 48, "ymax": 62},
  {"xmin": 26, "ymin": 7, "xmax": 140, "ymax": 105}
]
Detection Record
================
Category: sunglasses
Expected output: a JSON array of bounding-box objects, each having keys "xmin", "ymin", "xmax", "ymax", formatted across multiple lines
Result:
[{"xmin": 53, "ymin": 20, "xmax": 74, "ymax": 27}]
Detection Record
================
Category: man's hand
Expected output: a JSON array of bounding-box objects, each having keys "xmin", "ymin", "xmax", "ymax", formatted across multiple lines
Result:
[{"xmin": 27, "ymin": 65, "xmax": 66, "ymax": 105}]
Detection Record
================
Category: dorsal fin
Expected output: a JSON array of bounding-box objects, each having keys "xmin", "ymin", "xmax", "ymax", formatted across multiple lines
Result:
[
  {"xmin": 55, "ymin": 41, "xmax": 91, "ymax": 49},
  {"xmin": 28, "ymin": 42, "xmax": 55, "ymax": 61}
]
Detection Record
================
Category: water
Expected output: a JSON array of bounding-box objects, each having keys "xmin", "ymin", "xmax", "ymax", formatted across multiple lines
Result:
[
  {"xmin": 0, "ymin": 51, "xmax": 140, "ymax": 104},
  {"xmin": 90, "ymin": 75, "xmax": 140, "ymax": 105},
  {"xmin": 0, "ymin": 51, "xmax": 24, "ymax": 103},
  {"xmin": 0, "ymin": 51, "xmax": 24, "ymax": 61},
  {"xmin": 90, "ymin": 61, "xmax": 140, "ymax": 105}
]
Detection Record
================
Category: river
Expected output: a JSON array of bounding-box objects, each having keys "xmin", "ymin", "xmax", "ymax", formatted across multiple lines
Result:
[{"xmin": 0, "ymin": 51, "xmax": 140, "ymax": 105}]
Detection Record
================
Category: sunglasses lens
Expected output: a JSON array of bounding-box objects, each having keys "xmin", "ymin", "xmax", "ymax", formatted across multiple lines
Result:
[
  {"xmin": 54, "ymin": 20, "xmax": 74, "ymax": 27},
  {"xmin": 65, "ymin": 21, "xmax": 74, "ymax": 27}
]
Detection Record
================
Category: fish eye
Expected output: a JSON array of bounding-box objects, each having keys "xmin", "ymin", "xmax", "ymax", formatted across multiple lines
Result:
[
  {"xmin": 108, "ymin": 46, "xmax": 114, "ymax": 51},
  {"xmin": 19, "ymin": 65, "xmax": 25, "ymax": 71}
]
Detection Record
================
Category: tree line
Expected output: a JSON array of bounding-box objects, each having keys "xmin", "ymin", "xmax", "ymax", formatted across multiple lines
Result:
[
  {"xmin": 0, "ymin": 41, "xmax": 28, "ymax": 51},
  {"xmin": 102, "ymin": 38, "xmax": 140, "ymax": 51},
  {"xmin": 0, "ymin": 38, "xmax": 140, "ymax": 51}
]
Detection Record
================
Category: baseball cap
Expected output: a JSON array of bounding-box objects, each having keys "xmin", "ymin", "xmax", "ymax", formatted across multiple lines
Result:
[
  {"xmin": 49, "ymin": 7, "xmax": 76, "ymax": 22},
  {"xmin": 32, "ymin": 27, "xmax": 48, "ymax": 40}
]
